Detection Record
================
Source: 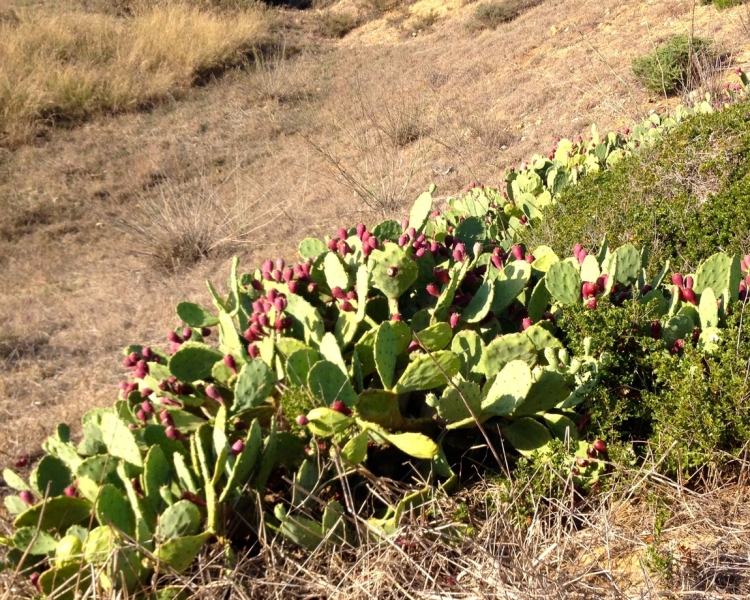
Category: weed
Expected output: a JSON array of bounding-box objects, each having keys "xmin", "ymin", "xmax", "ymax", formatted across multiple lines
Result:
[
  {"xmin": 467, "ymin": 0, "xmax": 543, "ymax": 31},
  {"xmin": 317, "ymin": 10, "xmax": 360, "ymax": 38}
]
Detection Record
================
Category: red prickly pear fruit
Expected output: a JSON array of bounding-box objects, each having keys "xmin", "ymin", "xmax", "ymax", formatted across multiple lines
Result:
[
  {"xmin": 142, "ymin": 347, "xmax": 153, "ymax": 360},
  {"xmin": 521, "ymin": 317, "xmax": 533, "ymax": 331},
  {"xmin": 274, "ymin": 296, "xmax": 287, "ymax": 313},
  {"xmin": 296, "ymin": 414, "xmax": 309, "ymax": 426},
  {"xmin": 30, "ymin": 572, "xmax": 41, "ymax": 591},
  {"xmin": 397, "ymin": 234, "xmax": 409, "ymax": 247},
  {"xmin": 327, "ymin": 237, "xmax": 339, "ymax": 251},
  {"xmin": 571, "ymin": 466, "xmax": 580, "ymax": 476},
  {"xmin": 165, "ymin": 426, "xmax": 180, "ymax": 440},
  {"xmin": 182, "ymin": 327, "xmax": 192, "ymax": 341},
  {"xmin": 692, "ymin": 327, "xmax": 701, "ymax": 342},
  {"xmin": 407, "ymin": 341, "xmax": 420, "ymax": 353},
  {"xmin": 401, "ymin": 218, "xmax": 409, "ymax": 229},
  {"xmin": 337, "ymin": 240, "xmax": 351, "ymax": 256},
  {"xmin": 346, "ymin": 290, "xmax": 356, "ymax": 300},
  {"xmin": 511, "ymin": 245, "xmax": 524, "ymax": 261},
  {"xmin": 205, "ymin": 385, "xmax": 223, "ymax": 402},
  {"xmin": 573, "ymin": 243, "xmax": 583, "ymax": 257},
  {"xmin": 671, "ymin": 273, "xmax": 684, "ymax": 288},
  {"xmin": 248, "ymin": 344, "xmax": 260, "ymax": 359},
  {"xmin": 582, "ymin": 282, "xmax": 597, "ymax": 299},
  {"xmin": 331, "ymin": 286, "xmax": 346, "ymax": 300},
  {"xmin": 650, "ymin": 321, "xmax": 662, "ymax": 340},
  {"xmin": 258, "ymin": 314, "xmax": 270, "ymax": 328},
  {"xmin": 262, "ymin": 259, "xmax": 273, "ymax": 273},
  {"xmin": 426, "ymin": 283, "xmax": 440, "ymax": 297},
  {"xmin": 288, "ymin": 280, "xmax": 299, "ymax": 294},
  {"xmin": 444, "ymin": 234, "xmax": 454, "ymax": 248},
  {"xmin": 597, "ymin": 274, "xmax": 608, "ymax": 293},
  {"xmin": 338, "ymin": 228, "xmax": 348, "ymax": 241},
  {"xmin": 491, "ymin": 255, "xmax": 503, "ymax": 270},
  {"xmin": 449, "ymin": 312, "xmax": 460, "ymax": 329},
  {"xmin": 433, "ymin": 267, "xmax": 450, "ymax": 284},
  {"xmin": 267, "ymin": 289, "xmax": 278, "ymax": 305},
  {"xmin": 391, "ymin": 313, "xmax": 402, "ymax": 321},
  {"xmin": 63, "ymin": 485, "xmax": 77, "ymax": 497},
  {"xmin": 331, "ymin": 400, "xmax": 352, "ymax": 416},
  {"xmin": 641, "ymin": 284, "xmax": 653, "ymax": 296},
  {"xmin": 430, "ymin": 241, "xmax": 439, "ymax": 255},
  {"xmin": 230, "ymin": 439, "xmax": 245, "ymax": 456},
  {"xmin": 19, "ymin": 490, "xmax": 34, "ymax": 506},
  {"xmin": 586, "ymin": 445, "xmax": 597, "ymax": 458},
  {"xmin": 681, "ymin": 287, "xmax": 696, "ymax": 305},
  {"xmin": 136, "ymin": 409, "xmax": 147, "ymax": 423},
  {"xmin": 587, "ymin": 297, "xmax": 597, "ymax": 310},
  {"xmin": 592, "ymin": 439, "xmax": 608, "ymax": 454},
  {"xmin": 415, "ymin": 247, "xmax": 426, "ymax": 258},
  {"xmin": 473, "ymin": 242, "xmax": 484, "ymax": 256},
  {"xmin": 525, "ymin": 254, "xmax": 535, "ymax": 264},
  {"xmin": 14, "ymin": 454, "xmax": 29, "ymax": 468},
  {"xmin": 685, "ymin": 275, "xmax": 694, "ymax": 289},
  {"xmin": 276, "ymin": 258, "xmax": 285, "ymax": 271},
  {"xmin": 340, "ymin": 300, "xmax": 355, "ymax": 312},
  {"xmin": 307, "ymin": 282, "xmax": 318, "ymax": 295},
  {"xmin": 283, "ymin": 267, "xmax": 294, "ymax": 283},
  {"xmin": 167, "ymin": 331, "xmax": 182, "ymax": 344},
  {"xmin": 362, "ymin": 244, "xmax": 372, "ymax": 257},
  {"xmin": 578, "ymin": 251, "xmax": 587, "ymax": 265},
  {"xmin": 141, "ymin": 400, "xmax": 154, "ymax": 415},
  {"xmin": 272, "ymin": 269, "xmax": 283, "ymax": 282},
  {"xmin": 575, "ymin": 457, "xmax": 590, "ymax": 468},
  {"xmin": 453, "ymin": 244, "xmax": 466, "ymax": 262},
  {"xmin": 251, "ymin": 279, "xmax": 263, "ymax": 291},
  {"xmin": 387, "ymin": 266, "xmax": 399, "ymax": 277},
  {"xmin": 368, "ymin": 236, "xmax": 379, "ymax": 249},
  {"xmin": 224, "ymin": 354, "xmax": 237, "ymax": 374},
  {"xmin": 407, "ymin": 227, "xmax": 417, "ymax": 239},
  {"xmin": 356, "ymin": 223, "xmax": 366, "ymax": 238}
]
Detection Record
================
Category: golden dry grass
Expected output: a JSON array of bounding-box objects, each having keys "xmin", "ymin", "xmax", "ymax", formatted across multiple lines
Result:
[{"xmin": 0, "ymin": 1, "xmax": 270, "ymax": 147}]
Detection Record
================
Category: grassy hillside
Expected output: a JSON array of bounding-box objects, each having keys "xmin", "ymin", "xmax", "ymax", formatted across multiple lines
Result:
[{"xmin": 2, "ymin": 0, "xmax": 750, "ymax": 598}]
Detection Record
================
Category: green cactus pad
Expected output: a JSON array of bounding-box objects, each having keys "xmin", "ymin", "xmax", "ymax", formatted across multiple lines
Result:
[
  {"xmin": 579, "ymin": 255, "xmax": 601, "ymax": 283},
  {"xmin": 99, "ymin": 413, "xmax": 143, "ymax": 467},
  {"xmin": 286, "ymin": 348, "xmax": 322, "ymax": 387},
  {"xmin": 307, "ymin": 360, "xmax": 358, "ymax": 407},
  {"xmin": 40, "ymin": 563, "xmax": 92, "ymax": 600},
  {"xmin": 253, "ymin": 417, "xmax": 277, "ymax": 493},
  {"xmin": 451, "ymin": 330, "xmax": 485, "ymax": 381},
  {"xmin": 169, "ymin": 342, "xmax": 223, "ymax": 382},
  {"xmin": 157, "ymin": 500, "xmax": 201, "ymax": 540},
  {"xmin": 31, "ymin": 455, "xmax": 72, "ymax": 498},
  {"xmin": 545, "ymin": 260, "xmax": 581, "ymax": 306},
  {"xmin": 369, "ymin": 243, "xmax": 418, "ymax": 299},
  {"xmin": 408, "ymin": 191, "xmax": 433, "ymax": 233},
  {"xmin": 299, "ymin": 238, "xmax": 328, "ymax": 259},
  {"xmin": 143, "ymin": 445, "xmax": 171, "ymax": 514},
  {"xmin": 283, "ymin": 292, "xmax": 325, "ymax": 349},
  {"xmin": 54, "ymin": 534, "xmax": 83, "ymax": 567},
  {"xmin": 527, "ymin": 278, "xmax": 551, "ymax": 323},
  {"xmin": 95, "ymin": 484, "xmax": 135, "ymax": 536},
  {"xmin": 481, "ymin": 360, "xmax": 532, "ymax": 416},
  {"xmin": 12, "ymin": 527, "xmax": 58, "ymax": 555},
  {"xmin": 502, "ymin": 418, "xmax": 553, "ymax": 456},
  {"xmin": 483, "ymin": 333, "xmax": 537, "ymax": 378},
  {"xmin": 232, "ymin": 359, "xmax": 275, "ymax": 415},
  {"xmin": 393, "ymin": 351, "xmax": 460, "ymax": 394},
  {"xmin": 319, "ymin": 332, "xmax": 348, "ymax": 375},
  {"xmin": 322, "ymin": 500, "xmax": 347, "ymax": 545},
  {"xmin": 341, "ymin": 431, "xmax": 369, "ymax": 465},
  {"xmin": 543, "ymin": 413, "xmax": 578, "ymax": 442},
  {"xmin": 414, "ymin": 322, "xmax": 453, "ymax": 352},
  {"xmin": 491, "ymin": 261, "xmax": 531, "ymax": 314},
  {"xmin": 292, "ymin": 458, "xmax": 319, "ymax": 510},
  {"xmin": 461, "ymin": 279, "xmax": 495, "ymax": 323},
  {"xmin": 525, "ymin": 324, "xmax": 563, "ymax": 352},
  {"xmin": 384, "ymin": 432, "xmax": 438, "ymax": 459},
  {"xmin": 154, "ymin": 532, "xmax": 212, "ymax": 573},
  {"xmin": 323, "ymin": 252, "xmax": 350, "ymax": 292},
  {"xmin": 371, "ymin": 220, "xmax": 402, "ymax": 242},
  {"xmin": 695, "ymin": 252, "xmax": 741, "ymax": 304},
  {"xmin": 513, "ymin": 369, "xmax": 570, "ymax": 416},
  {"xmin": 639, "ymin": 289, "xmax": 669, "ymax": 316},
  {"xmin": 614, "ymin": 244, "xmax": 640, "ymax": 285},
  {"xmin": 305, "ymin": 407, "xmax": 353, "ymax": 437},
  {"xmin": 661, "ymin": 313, "xmax": 694, "ymax": 348},
  {"xmin": 455, "ymin": 216, "xmax": 487, "ymax": 248},
  {"xmin": 2, "ymin": 469, "xmax": 30, "ymax": 492},
  {"xmin": 436, "ymin": 379, "xmax": 482, "ymax": 424},
  {"xmin": 274, "ymin": 504, "xmax": 325, "ymax": 552},
  {"xmin": 175, "ymin": 302, "xmax": 219, "ymax": 328},
  {"xmin": 651, "ymin": 258, "xmax": 671, "ymax": 290},
  {"xmin": 375, "ymin": 321, "xmax": 398, "ymax": 390},
  {"xmin": 355, "ymin": 389, "xmax": 403, "ymax": 429},
  {"xmin": 355, "ymin": 265, "xmax": 369, "ymax": 323},
  {"xmin": 219, "ymin": 420, "xmax": 262, "ymax": 502},
  {"xmin": 436, "ymin": 260, "xmax": 469, "ymax": 310},
  {"xmin": 698, "ymin": 327, "xmax": 722, "ymax": 354}
]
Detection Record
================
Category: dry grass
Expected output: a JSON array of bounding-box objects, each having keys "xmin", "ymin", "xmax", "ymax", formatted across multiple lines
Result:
[{"xmin": 0, "ymin": 1, "xmax": 270, "ymax": 147}]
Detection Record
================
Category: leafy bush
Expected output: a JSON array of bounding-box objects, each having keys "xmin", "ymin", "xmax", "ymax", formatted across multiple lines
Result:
[
  {"xmin": 701, "ymin": 0, "xmax": 747, "ymax": 8},
  {"xmin": 631, "ymin": 34, "xmax": 716, "ymax": 96},
  {"xmin": 4, "ymin": 74, "xmax": 750, "ymax": 598},
  {"xmin": 526, "ymin": 99, "xmax": 750, "ymax": 273},
  {"xmin": 317, "ymin": 10, "xmax": 360, "ymax": 38},
  {"xmin": 467, "ymin": 0, "xmax": 543, "ymax": 31}
]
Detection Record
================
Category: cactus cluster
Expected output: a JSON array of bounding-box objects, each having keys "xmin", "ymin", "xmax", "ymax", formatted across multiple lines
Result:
[{"xmin": 4, "ymin": 81, "xmax": 750, "ymax": 597}]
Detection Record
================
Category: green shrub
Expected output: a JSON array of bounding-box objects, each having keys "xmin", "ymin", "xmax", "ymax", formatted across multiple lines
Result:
[
  {"xmin": 632, "ymin": 34, "xmax": 715, "ymax": 96},
  {"xmin": 702, "ymin": 0, "xmax": 747, "ymax": 8},
  {"xmin": 317, "ymin": 10, "xmax": 360, "ymax": 38},
  {"xmin": 525, "ymin": 101, "xmax": 750, "ymax": 274},
  {"xmin": 467, "ymin": 0, "xmax": 543, "ymax": 30}
]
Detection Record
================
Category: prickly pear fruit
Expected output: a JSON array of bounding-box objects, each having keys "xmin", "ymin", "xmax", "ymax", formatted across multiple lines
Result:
[
  {"xmin": 19, "ymin": 490, "xmax": 34, "ymax": 506},
  {"xmin": 592, "ymin": 439, "xmax": 607, "ymax": 454},
  {"xmin": 582, "ymin": 282, "xmax": 597, "ymax": 299},
  {"xmin": 587, "ymin": 298, "xmax": 597, "ymax": 310},
  {"xmin": 296, "ymin": 415, "xmax": 309, "ymax": 426},
  {"xmin": 331, "ymin": 400, "xmax": 352, "ymax": 416},
  {"xmin": 671, "ymin": 273, "xmax": 684, "ymax": 288}
]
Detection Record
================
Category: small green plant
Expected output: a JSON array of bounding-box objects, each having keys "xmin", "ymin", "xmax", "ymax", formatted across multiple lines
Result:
[
  {"xmin": 701, "ymin": 0, "xmax": 747, "ymax": 8},
  {"xmin": 632, "ymin": 34, "xmax": 716, "ymax": 96},
  {"xmin": 318, "ymin": 10, "xmax": 360, "ymax": 38},
  {"xmin": 467, "ymin": 0, "xmax": 543, "ymax": 30}
]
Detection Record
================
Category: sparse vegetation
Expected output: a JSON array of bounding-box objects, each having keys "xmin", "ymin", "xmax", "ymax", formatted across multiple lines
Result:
[
  {"xmin": 631, "ymin": 34, "xmax": 717, "ymax": 96},
  {"xmin": 467, "ymin": 0, "xmax": 544, "ymax": 30}
]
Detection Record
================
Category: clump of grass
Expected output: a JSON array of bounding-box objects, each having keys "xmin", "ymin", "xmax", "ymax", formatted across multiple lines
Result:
[
  {"xmin": 0, "ymin": 3, "xmax": 270, "ymax": 148},
  {"xmin": 631, "ymin": 34, "xmax": 716, "ymax": 96},
  {"xmin": 467, "ymin": 0, "xmax": 543, "ymax": 31},
  {"xmin": 701, "ymin": 0, "xmax": 747, "ymax": 8},
  {"xmin": 317, "ymin": 10, "xmax": 360, "ymax": 38}
]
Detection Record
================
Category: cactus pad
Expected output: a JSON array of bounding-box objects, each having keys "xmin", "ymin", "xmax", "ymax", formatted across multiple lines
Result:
[
  {"xmin": 392, "ymin": 351, "xmax": 460, "ymax": 394},
  {"xmin": 661, "ymin": 313, "xmax": 694, "ymax": 348},
  {"xmin": 383, "ymin": 432, "xmax": 439, "ymax": 459},
  {"xmin": 375, "ymin": 321, "xmax": 397, "ymax": 390},
  {"xmin": 481, "ymin": 360, "xmax": 532, "ymax": 416},
  {"xmin": 451, "ymin": 330, "xmax": 485, "ymax": 381},
  {"xmin": 614, "ymin": 244, "xmax": 640, "ymax": 285},
  {"xmin": 154, "ymin": 532, "xmax": 212, "ymax": 573},
  {"xmin": 157, "ymin": 500, "xmax": 201, "ymax": 539},
  {"xmin": 299, "ymin": 238, "xmax": 328, "ymax": 259},
  {"xmin": 492, "ymin": 261, "xmax": 531, "ymax": 314},
  {"xmin": 513, "ymin": 369, "xmax": 570, "ymax": 416},
  {"xmin": 369, "ymin": 243, "xmax": 418, "ymax": 299},
  {"xmin": 502, "ymin": 418, "xmax": 553, "ymax": 456},
  {"xmin": 436, "ymin": 379, "xmax": 482, "ymax": 424},
  {"xmin": 307, "ymin": 360, "xmax": 358, "ymax": 407},
  {"xmin": 408, "ymin": 191, "xmax": 433, "ymax": 233},
  {"xmin": 169, "ymin": 342, "xmax": 223, "ymax": 382},
  {"xmin": 545, "ymin": 261, "xmax": 581, "ymax": 305},
  {"xmin": 286, "ymin": 348, "xmax": 322, "ymax": 387},
  {"xmin": 461, "ymin": 279, "xmax": 495, "ymax": 323},
  {"xmin": 483, "ymin": 333, "xmax": 537, "ymax": 378},
  {"xmin": 176, "ymin": 302, "xmax": 219, "ymax": 328},
  {"xmin": 527, "ymin": 278, "xmax": 551, "ymax": 322},
  {"xmin": 414, "ymin": 322, "xmax": 453, "ymax": 352}
]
